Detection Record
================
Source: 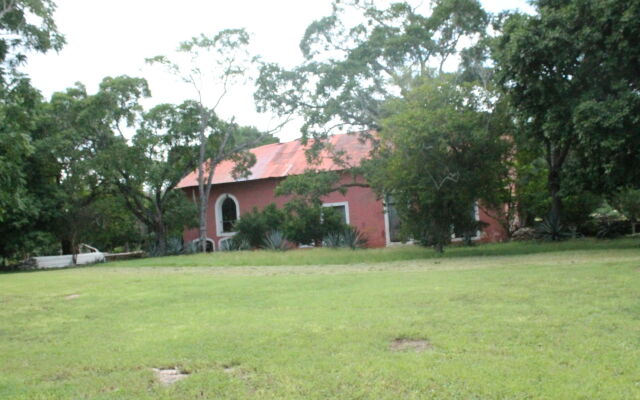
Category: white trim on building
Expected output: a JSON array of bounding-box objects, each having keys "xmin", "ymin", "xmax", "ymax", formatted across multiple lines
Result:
[
  {"xmin": 322, "ymin": 201, "xmax": 350, "ymax": 224},
  {"xmin": 451, "ymin": 203, "xmax": 481, "ymax": 241},
  {"xmin": 215, "ymin": 193, "xmax": 240, "ymax": 237}
]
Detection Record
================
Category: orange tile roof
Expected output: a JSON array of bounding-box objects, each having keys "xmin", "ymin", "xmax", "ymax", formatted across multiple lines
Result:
[{"xmin": 176, "ymin": 133, "xmax": 373, "ymax": 188}]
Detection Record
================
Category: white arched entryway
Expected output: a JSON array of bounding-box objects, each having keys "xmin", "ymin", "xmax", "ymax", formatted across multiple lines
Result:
[
  {"xmin": 215, "ymin": 193, "xmax": 240, "ymax": 238},
  {"xmin": 191, "ymin": 237, "xmax": 215, "ymax": 252}
]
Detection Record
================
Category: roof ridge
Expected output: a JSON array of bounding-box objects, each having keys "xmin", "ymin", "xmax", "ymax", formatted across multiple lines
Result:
[
  {"xmin": 250, "ymin": 131, "xmax": 354, "ymax": 152},
  {"xmin": 176, "ymin": 132, "xmax": 371, "ymax": 188}
]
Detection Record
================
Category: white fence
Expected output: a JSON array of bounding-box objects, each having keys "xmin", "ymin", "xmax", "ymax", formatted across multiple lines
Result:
[{"xmin": 32, "ymin": 252, "xmax": 105, "ymax": 269}]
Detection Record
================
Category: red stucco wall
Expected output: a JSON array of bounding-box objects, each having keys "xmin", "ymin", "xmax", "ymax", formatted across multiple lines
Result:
[
  {"xmin": 477, "ymin": 206, "xmax": 508, "ymax": 243},
  {"xmin": 182, "ymin": 176, "xmax": 508, "ymax": 249},
  {"xmin": 182, "ymin": 174, "xmax": 388, "ymax": 249}
]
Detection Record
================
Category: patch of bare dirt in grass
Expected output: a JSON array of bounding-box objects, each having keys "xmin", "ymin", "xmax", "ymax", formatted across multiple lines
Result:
[
  {"xmin": 152, "ymin": 367, "xmax": 189, "ymax": 386},
  {"xmin": 390, "ymin": 338, "xmax": 433, "ymax": 352},
  {"xmin": 222, "ymin": 363, "xmax": 252, "ymax": 379},
  {"xmin": 65, "ymin": 294, "xmax": 80, "ymax": 300}
]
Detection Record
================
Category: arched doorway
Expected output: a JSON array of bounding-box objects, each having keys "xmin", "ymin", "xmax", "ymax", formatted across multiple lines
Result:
[{"xmin": 215, "ymin": 194, "xmax": 240, "ymax": 236}]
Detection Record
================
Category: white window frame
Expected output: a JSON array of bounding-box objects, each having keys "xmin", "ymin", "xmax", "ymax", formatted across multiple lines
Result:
[
  {"xmin": 383, "ymin": 198, "xmax": 481, "ymax": 246},
  {"xmin": 322, "ymin": 201, "xmax": 350, "ymax": 224},
  {"xmin": 383, "ymin": 196, "xmax": 414, "ymax": 246},
  {"xmin": 451, "ymin": 203, "xmax": 481, "ymax": 241},
  {"xmin": 215, "ymin": 193, "xmax": 240, "ymax": 237}
]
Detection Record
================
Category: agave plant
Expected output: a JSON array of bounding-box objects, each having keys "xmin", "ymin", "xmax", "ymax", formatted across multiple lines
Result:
[
  {"xmin": 219, "ymin": 237, "xmax": 251, "ymax": 251},
  {"xmin": 342, "ymin": 226, "xmax": 367, "ymax": 249},
  {"xmin": 323, "ymin": 227, "xmax": 367, "ymax": 249},
  {"xmin": 323, "ymin": 232, "xmax": 345, "ymax": 248},
  {"xmin": 148, "ymin": 237, "xmax": 185, "ymax": 257},
  {"xmin": 535, "ymin": 214, "xmax": 570, "ymax": 241},
  {"xmin": 263, "ymin": 230, "xmax": 288, "ymax": 251}
]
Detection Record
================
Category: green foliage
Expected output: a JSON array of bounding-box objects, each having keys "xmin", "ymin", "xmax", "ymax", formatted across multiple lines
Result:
[
  {"xmin": 366, "ymin": 74, "xmax": 509, "ymax": 252},
  {"xmin": 535, "ymin": 214, "xmax": 570, "ymax": 242},
  {"xmin": 561, "ymin": 190, "xmax": 602, "ymax": 234},
  {"xmin": 146, "ymin": 28, "xmax": 280, "ymax": 253},
  {"xmin": 105, "ymin": 99, "xmax": 200, "ymax": 255},
  {"xmin": 233, "ymin": 201, "xmax": 348, "ymax": 248},
  {"xmin": 323, "ymin": 226, "xmax": 367, "ymax": 249},
  {"xmin": 0, "ymin": 0, "xmax": 65, "ymax": 82},
  {"xmin": 493, "ymin": 0, "xmax": 640, "ymax": 221},
  {"xmin": 148, "ymin": 236, "xmax": 185, "ymax": 257},
  {"xmin": 61, "ymin": 195, "xmax": 143, "ymax": 252},
  {"xmin": 0, "ymin": 78, "xmax": 46, "ymax": 260},
  {"xmin": 255, "ymin": 0, "xmax": 489, "ymax": 143},
  {"xmin": 513, "ymin": 153, "xmax": 550, "ymax": 226},
  {"xmin": 612, "ymin": 187, "xmax": 640, "ymax": 234},
  {"xmin": 44, "ymin": 76, "xmax": 152, "ymax": 255},
  {"xmin": 226, "ymin": 237, "xmax": 251, "ymax": 251},
  {"xmin": 263, "ymin": 230, "xmax": 288, "ymax": 251},
  {"xmin": 276, "ymin": 170, "xmax": 344, "ymax": 206},
  {"xmin": 283, "ymin": 199, "xmax": 346, "ymax": 246},
  {"xmin": 583, "ymin": 201, "xmax": 632, "ymax": 239},
  {"xmin": 232, "ymin": 204, "xmax": 286, "ymax": 249},
  {"xmin": 1, "ymin": 74, "xmax": 153, "ymax": 260}
]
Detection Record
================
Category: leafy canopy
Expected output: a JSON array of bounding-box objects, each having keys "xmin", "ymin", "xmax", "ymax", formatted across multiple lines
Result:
[{"xmin": 366, "ymin": 74, "xmax": 509, "ymax": 251}]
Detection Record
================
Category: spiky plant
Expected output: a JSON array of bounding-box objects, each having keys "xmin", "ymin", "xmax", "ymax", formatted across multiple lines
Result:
[{"xmin": 263, "ymin": 230, "xmax": 288, "ymax": 251}]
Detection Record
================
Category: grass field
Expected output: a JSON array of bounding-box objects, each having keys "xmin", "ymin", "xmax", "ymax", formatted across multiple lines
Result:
[
  {"xmin": 1, "ymin": 240, "xmax": 639, "ymax": 399},
  {"xmin": 108, "ymin": 237, "xmax": 639, "ymax": 267}
]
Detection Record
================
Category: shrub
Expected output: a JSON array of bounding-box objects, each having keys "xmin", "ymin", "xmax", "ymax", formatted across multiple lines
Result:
[
  {"xmin": 595, "ymin": 221, "xmax": 629, "ymax": 239},
  {"xmin": 612, "ymin": 187, "xmax": 640, "ymax": 235},
  {"xmin": 233, "ymin": 204, "xmax": 286, "ymax": 248},
  {"xmin": 283, "ymin": 200, "xmax": 347, "ymax": 246},
  {"xmin": 511, "ymin": 227, "xmax": 536, "ymax": 241},
  {"xmin": 562, "ymin": 191, "xmax": 603, "ymax": 235},
  {"xmin": 582, "ymin": 202, "xmax": 630, "ymax": 239},
  {"xmin": 148, "ymin": 237, "xmax": 184, "ymax": 257}
]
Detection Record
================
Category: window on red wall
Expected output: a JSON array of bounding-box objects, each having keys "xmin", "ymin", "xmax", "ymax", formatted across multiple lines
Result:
[
  {"xmin": 322, "ymin": 202, "xmax": 350, "ymax": 225},
  {"xmin": 452, "ymin": 202, "xmax": 480, "ymax": 240},
  {"xmin": 221, "ymin": 197, "xmax": 238, "ymax": 233}
]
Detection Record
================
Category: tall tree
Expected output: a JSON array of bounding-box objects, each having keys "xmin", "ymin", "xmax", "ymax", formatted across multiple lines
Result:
[
  {"xmin": 0, "ymin": 78, "xmax": 54, "ymax": 262},
  {"xmin": 40, "ymin": 76, "xmax": 150, "ymax": 259},
  {"xmin": 493, "ymin": 0, "xmax": 640, "ymax": 223},
  {"xmin": 255, "ymin": 0, "xmax": 488, "ymax": 146},
  {"xmin": 0, "ymin": 0, "xmax": 64, "ymax": 81},
  {"xmin": 366, "ymin": 74, "xmax": 509, "ymax": 252},
  {"xmin": 0, "ymin": 0, "xmax": 64, "ymax": 262},
  {"xmin": 105, "ymin": 101, "xmax": 200, "ymax": 255},
  {"xmin": 147, "ymin": 29, "xmax": 282, "ymax": 252}
]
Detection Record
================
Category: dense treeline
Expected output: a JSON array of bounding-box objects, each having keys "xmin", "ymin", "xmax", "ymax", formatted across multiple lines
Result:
[
  {"xmin": 255, "ymin": 0, "xmax": 640, "ymax": 251},
  {"xmin": 1, "ymin": 0, "xmax": 639, "ymax": 263}
]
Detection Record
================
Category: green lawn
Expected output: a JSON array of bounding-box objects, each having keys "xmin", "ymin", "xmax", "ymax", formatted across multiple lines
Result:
[
  {"xmin": 1, "ymin": 240, "xmax": 639, "ymax": 399},
  {"xmin": 109, "ymin": 237, "xmax": 639, "ymax": 267}
]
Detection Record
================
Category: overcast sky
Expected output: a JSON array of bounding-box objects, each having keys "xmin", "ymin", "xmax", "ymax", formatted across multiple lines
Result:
[{"xmin": 24, "ymin": 0, "xmax": 534, "ymax": 141}]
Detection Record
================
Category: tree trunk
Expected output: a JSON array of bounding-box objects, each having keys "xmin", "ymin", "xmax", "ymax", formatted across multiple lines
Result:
[
  {"xmin": 198, "ymin": 186, "xmax": 208, "ymax": 253},
  {"xmin": 548, "ymin": 167, "xmax": 563, "ymax": 223},
  {"xmin": 156, "ymin": 221, "xmax": 168, "ymax": 256},
  {"xmin": 61, "ymin": 239, "xmax": 73, "ymax": 255},
  {"xmin": 71, "ymin": 234, "xmax": 78, "ymax": 265}
]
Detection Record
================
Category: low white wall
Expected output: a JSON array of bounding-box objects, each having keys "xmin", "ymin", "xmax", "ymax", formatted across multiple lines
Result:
[{"xmin": 33, "ymin": 253, "xmax": 105, "ymax": 269}]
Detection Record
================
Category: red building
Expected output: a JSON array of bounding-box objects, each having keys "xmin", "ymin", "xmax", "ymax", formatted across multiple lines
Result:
[{"xmin": 177, "ymin": 133, "xmax": 505, "ymax": 250}]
